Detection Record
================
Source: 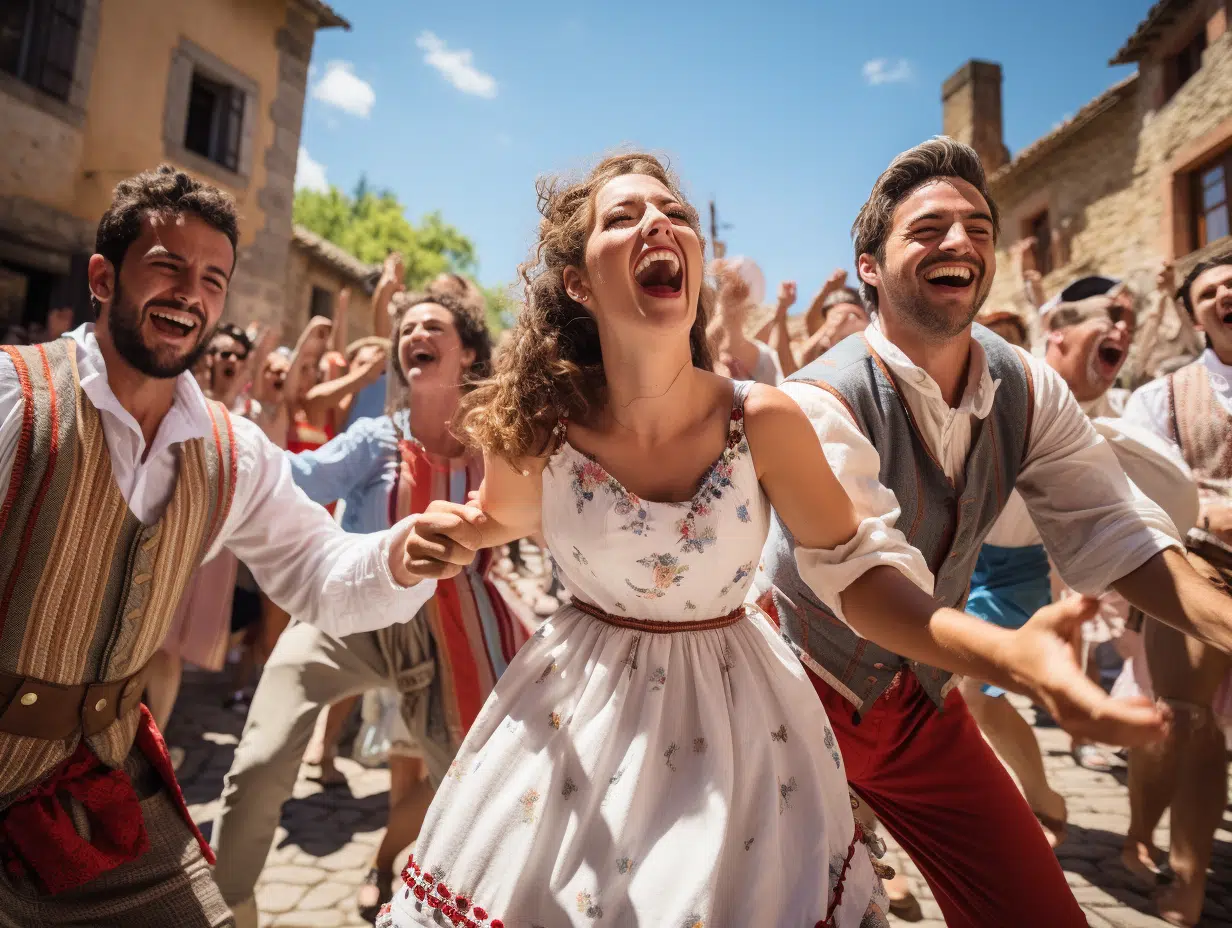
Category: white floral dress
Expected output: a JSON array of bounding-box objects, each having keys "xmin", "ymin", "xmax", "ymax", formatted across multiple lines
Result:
[{"xmin": 381, "ymin": 382, "xmax": 889, "ymax": 928}]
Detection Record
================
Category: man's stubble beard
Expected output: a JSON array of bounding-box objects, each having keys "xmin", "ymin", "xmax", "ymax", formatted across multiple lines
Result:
[
  {"xmin": 879, "ymin": 269, "xmax": 991, "ymax": 341},
  {"xmin": 107, "ymin": 281, "xmax": 214, "ymax": 379}
]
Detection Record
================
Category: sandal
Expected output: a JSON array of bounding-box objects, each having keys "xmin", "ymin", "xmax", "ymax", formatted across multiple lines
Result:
[
  {"xmin": 1071, "ymin": 742, "xmax": 1115, "ymax": 772},
  {"xmin": 357, "ymin": 867, "xmax": 394, "ymax": 924}
]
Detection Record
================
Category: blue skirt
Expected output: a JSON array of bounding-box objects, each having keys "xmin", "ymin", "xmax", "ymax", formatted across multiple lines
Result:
[{"xmin": 967, "ymin": 543, "xmax": 1051, "ymax": 696}]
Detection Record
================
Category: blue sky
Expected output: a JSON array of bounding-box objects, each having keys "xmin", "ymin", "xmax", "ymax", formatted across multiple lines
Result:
[{"xmin": 296, "ymin": 1, "xmax": 1151, "ymax": 307}]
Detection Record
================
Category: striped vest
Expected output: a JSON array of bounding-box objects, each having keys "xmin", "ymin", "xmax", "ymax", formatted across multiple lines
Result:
[
  {"xmin": 757, "ymin": 325, "xmax": 1033, "ymax": 717},
  {"xmin": 0, "ymin": 339, "xmax": 236, "ymax": 800},
  {"xmin": 1168, "ymin": 361, "xmax": 1232, "ymax": 501}
]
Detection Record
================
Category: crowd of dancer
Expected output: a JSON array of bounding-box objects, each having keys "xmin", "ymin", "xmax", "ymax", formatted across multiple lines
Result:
[{"xmin": 0, "ymin": 138, "xmax": 1230, "ymax": 928}]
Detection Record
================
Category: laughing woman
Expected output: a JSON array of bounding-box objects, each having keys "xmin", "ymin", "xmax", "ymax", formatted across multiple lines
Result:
[
  {"xmin": 378, "ymin": 154, "xmax": 938, "ymax": 928},
  {"xmin": 211, "ymin": 291, "xmax": 530, "ymax": 926}
]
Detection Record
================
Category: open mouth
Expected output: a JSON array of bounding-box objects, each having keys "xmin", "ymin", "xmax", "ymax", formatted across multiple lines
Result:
[
  {"xmin": 633, "ymin": 247, "xmax": 684, "ymax": 298},
  {"xmin": 1221, "ymin": 309, "xmax": 1232, "ymax": 326},
  {"xmin": 148, "ymin": 307, "xmax": 200, "ymax": 339},
  {"xmin": 407, "ymin": 346, "xmax": 438, "ymax": 368},
  {"xmin": 1094, "ymin": 337, "xmax": 1126, "ymax": 377},
  {"xmin": 922, "ymin": 264, "xmax": 975, "ymax": 291}
]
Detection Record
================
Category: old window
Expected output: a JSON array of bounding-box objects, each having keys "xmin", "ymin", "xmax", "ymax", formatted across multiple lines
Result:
[
  {"xmin": 1166, "ymin": 29, "xmax": 1207, "ymax": 100},
  {"xmin": 1193, "ymin": 149, "xmax": 1232, "ymax": 249},
  {"xmin": 183, "ymin": 71, "xmax": 245, "ymax": 172},
  {"xmin": 163, "ymin": 39, "xmax": 258, "ymax": 182},
  {"xmin": 309, "ymin": 286, "xmax": 334, "ymax": 320},
  {"xmin": 1027, "ymin": 210, "xmax": 1054, "ymax": 277},
  {"xmin": 0, "ymin": 0, "xmax": 83, "ymax": 101}
]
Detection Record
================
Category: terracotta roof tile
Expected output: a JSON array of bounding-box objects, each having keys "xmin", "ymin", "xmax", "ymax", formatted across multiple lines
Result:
[
  {"xmin": 291, "ymin": 225, "xmax": 379, "ymax": 291},
  {"xmin": 1111, "ymin": 0, "xmax": 1195, "ymax": 65}
]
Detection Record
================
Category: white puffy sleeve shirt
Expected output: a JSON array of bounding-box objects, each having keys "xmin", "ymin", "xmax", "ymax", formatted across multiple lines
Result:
[{"xmin": 779, "ymin": 325, "xmax": 1181, "ymax": 599}]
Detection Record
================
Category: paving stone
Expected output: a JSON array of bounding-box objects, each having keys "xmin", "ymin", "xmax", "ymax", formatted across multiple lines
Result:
[
  {"xmin": 296, "ymin": 881, "xmax": 354, "ymax": 911},
  {"xmin": 255, "ymin": 882, "xmax": 308, "ymax": 914},
  {"xmin": 260, "ymin": 865, "xmax": 325, "ymax": 887},
  {"xmin": 316, "ymin": 843, "xmax": 377, "ymax": 872},
  {"xmin": 270, "ymin": 911, "xmax": 346, "ymax": 927}
]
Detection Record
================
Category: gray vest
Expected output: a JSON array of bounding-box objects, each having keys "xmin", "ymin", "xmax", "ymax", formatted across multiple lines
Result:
[{"xmin": 758, "ymin": 325, "xmax": 1033, "ymax": 719}]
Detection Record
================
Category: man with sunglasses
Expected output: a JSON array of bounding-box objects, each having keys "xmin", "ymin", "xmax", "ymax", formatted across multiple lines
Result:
[{"xmin": 206, "ymin": 324, "xmax": 253, "ymax": 409}]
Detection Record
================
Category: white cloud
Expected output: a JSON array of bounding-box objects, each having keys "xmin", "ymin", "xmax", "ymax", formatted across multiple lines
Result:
[
  {"xmin": 415, "ymin": 31, "xmax": 498, "ymax": 99},
  {"xmin": 295, "ymin": 147, "xmax": 329, "ymax": 192},
  {"xmin": 862, "ymin": 58, "xmax": 913, "ymax": 86},
  {"xmin": 311, "ymin": 61, "xmax": 375, "ymax": 117}
]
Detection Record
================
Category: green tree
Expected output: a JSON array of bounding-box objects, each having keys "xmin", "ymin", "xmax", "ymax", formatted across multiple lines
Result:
[{"xmin": 293, "ymin": 177, "xmax": 480, "ymax": 292}]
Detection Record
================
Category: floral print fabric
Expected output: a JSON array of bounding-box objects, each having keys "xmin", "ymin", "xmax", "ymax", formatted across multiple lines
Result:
[{"xmin": 386, "ymin": 382, "xmax": 888, "ymax": 928}]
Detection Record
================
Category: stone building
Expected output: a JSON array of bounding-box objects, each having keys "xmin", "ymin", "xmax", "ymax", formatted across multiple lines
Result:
[
  {"xmin": 0, "ymin": 0, "xmax": 347, "ymax": 339},
  {"xmin": 286, "ymin": 224, "xmax": 379, "ymax": 347},
  {"xmin": 944, "ymin": 0, "xmax": 1232, "ymax": 374}
]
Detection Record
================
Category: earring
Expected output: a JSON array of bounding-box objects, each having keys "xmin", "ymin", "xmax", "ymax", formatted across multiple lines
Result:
[{"xmin": 575, "ymin": 293, "xmax": 588, "ymax": 303}]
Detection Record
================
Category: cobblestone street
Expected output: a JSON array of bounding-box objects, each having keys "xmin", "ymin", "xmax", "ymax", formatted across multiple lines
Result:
[{"xmin": 171, "ymin": 671, "xmax": 1232, "ymax": 928}]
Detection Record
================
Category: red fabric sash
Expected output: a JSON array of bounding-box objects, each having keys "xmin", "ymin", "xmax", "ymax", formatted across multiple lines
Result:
[{"xmin": 0, "ymin": 706, "xmax": 210, "ymax": 894}]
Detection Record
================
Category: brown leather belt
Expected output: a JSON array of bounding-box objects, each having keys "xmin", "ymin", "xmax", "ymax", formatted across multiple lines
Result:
[{"xmin": 0, "ymin": 665, "xmax": 150, "ymax": 740}]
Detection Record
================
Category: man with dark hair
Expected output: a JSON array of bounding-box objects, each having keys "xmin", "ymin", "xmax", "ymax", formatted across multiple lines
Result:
[
  {"xmin": 1119, "ymin": 252, "xmax": 1232, "ymax": 926},
  {"xmin": 0, "ymin": 165, "xmax": 440, "ymax": 927},
  {"xmin": 754, "ymin": 138, "xmax": 1232, "ymax": 926}
]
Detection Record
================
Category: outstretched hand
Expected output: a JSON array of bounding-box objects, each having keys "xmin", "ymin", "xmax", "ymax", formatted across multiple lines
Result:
[
  {"xmin": 396, "ymin": 499, "xmax": 488, "ymax": 584},
  {"xmin": 1007, "ymin": 595, "xmax": 1170, "ymax": 747}
]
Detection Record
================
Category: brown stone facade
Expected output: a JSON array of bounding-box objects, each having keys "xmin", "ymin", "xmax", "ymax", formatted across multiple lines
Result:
[
  {"xmin": 943, "ymin": 0, "xmax": 1232, "ymax": 378},
  {"xmin": 0, "ymin": 0, "xmax": 346, "ymax": 340},
  {"xmin": 284, "ymin": 226, "xmax": 379, "ymax": 347}
]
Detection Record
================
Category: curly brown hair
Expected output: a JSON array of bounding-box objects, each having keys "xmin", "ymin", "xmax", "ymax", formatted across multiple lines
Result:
[{"xmin": 458, "ymin": 152, "xmax": 714, "ymax": 460}]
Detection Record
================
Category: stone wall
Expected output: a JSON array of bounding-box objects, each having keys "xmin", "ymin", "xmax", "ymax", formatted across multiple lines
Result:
[
  {"xmin": 283, "ymin": 246, "xmax": 376, "ymax": 348},
  {"xmin": 979, "ymin": 26, "xmax": 1232, "ymax": 376},
  {"xmin": 225, "ymin": 0, "xmax": 318, "ymax": 333},
  {"xmin": 984, "ymin": 88, "xmax": 1150, "ymax": 321}
]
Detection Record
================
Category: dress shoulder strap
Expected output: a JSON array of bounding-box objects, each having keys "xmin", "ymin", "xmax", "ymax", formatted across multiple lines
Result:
[{"xmin": 731, "ymin": 379, "xmax": 754, "ymax": 411}]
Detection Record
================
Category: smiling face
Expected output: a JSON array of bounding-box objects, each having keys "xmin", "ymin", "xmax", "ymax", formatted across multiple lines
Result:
[
  {"xmin": 859, "ymin": 177, "xmax": 995, "ymax": 341},
  {"xmin": 89, "ymin": 212, "xmax": 232, "ymax": 378},
  {"xmin": 1044, "ymin": 296, "xmax": 1136, "ymax": 401},
  {"xmin": 397, "ymin": 302, "xmax": 474, "ymax": 393},
  {"xmin": 1189, "ymin": 263, "xmax": 1232, "ymax": 360},
  {"xmin": 565, "ymin": 173, "xmax": 704, "ymax": 342}
]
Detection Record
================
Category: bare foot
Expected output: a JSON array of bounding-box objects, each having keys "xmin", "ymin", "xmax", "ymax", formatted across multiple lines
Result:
[
  {"xmin": 1156, "ymin": 880, "xmax": 1204, "ymax": 926},
  {"xmin": 1121, "ymin": 838, "xmax": 1165, "ymax": 881},
  {"xmin": 307, "ymin": 757, "xmax": 347, "ymax": 788},
  {"xmin": 1030, "ymin": 790, "xmax": 1068, "ymax": 849},
  {"xmin": 884, "ymin": 872, "xmax": 922, "ymax": 921}
]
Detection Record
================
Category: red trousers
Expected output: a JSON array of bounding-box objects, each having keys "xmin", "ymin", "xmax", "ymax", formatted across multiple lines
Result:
[{"xmin": 811, "ymin": 671, "xmax": 1088, "ymax": 928}]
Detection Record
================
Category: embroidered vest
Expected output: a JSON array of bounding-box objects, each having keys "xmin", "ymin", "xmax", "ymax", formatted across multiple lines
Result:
[
  {"xmin": 0, "ymin": 340, "xmax": 236, "ymax": 800},
  {"xmin": 758, "ymin": 325, "xmax": 1033, "ymax": 717},
  {"xmin": 1168, "ymin": 362, "xmax": 1232, "ymax": 502}
]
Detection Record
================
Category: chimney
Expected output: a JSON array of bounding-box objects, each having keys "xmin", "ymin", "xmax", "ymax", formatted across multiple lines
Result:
[{"xmin": 942, "ymin": 60, "xmax": 1009, "ymax": 174}]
